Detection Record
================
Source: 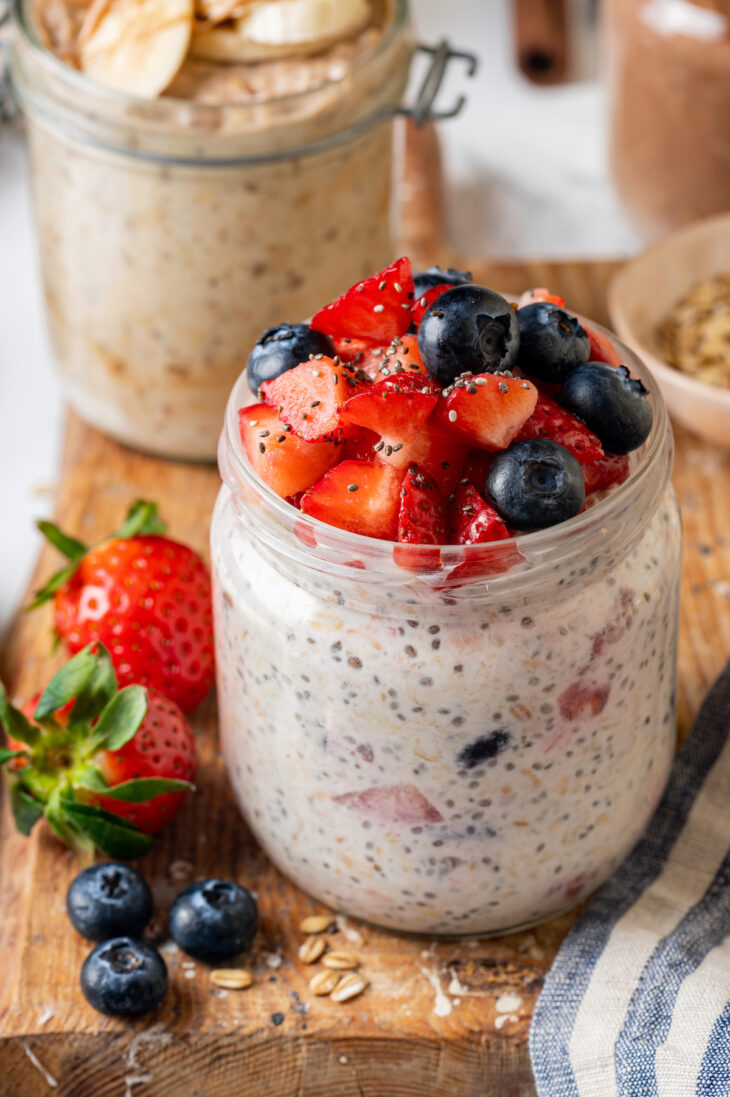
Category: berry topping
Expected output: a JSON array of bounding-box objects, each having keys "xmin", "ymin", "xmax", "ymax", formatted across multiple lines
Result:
[
  {"xmin": 582, "ymin": 451, "xmax": 631, "ymax": 496},
  {"xmin": 517, "ymin": 287, "xmax": 566, "ymax": 309},
  {"xmin": 246, "ymin": 323, "xmax": 335, "ymax": 393},
  {"xmin": 516, "ymin": 302, "xmax": 590, "ymax": 383},
  {"xmin": 30, "ymin": 501, "xmax": 214, "ymax": 713},
  {"xmin": 418, "ymin": 285, "xmax": 520, "ymax": 383},
  {"xmin": 340, "ymin": 373, "xmax": 440, "ymax": 445},
  {"xmin": 486, "ymin": 439, "xmax": 585, "ymax": 530},
  {"xmin": 447, "ymin": 482, "xmax": 509, "ymax": 545},
  {"xmin": 260, "ymin": 357, "xmax": 364, "ymax": 443},
  {"xmin": 376, "ymin": 419, "xmax": 467, "ymax": 496},
  {"xmin": 412, "ymin": 266, "xmax": 473, "ymax": 297},
  {"xmin": 81, "ymin": 937, "xmax": 167, "ymax": 1016},
  {"xmin": 240, "ymin": 404, "xmax": 338, "ymax": 498},
  {"xmin": 560, "ymin": 362, "xmax": 653, "ymax": 455},
  {"xmin": 411, "ymin": 283, "xmax": 455, "ymax": 327},
  {"xmin": 169, "ymin": 879, "xmax": 258, "ymax": 963},
  {"xmin": 394, "ymin": 465, "xmax": 446, "ymax": 570},
  {"xmin": 301, "ymin": 460, "xmax": 403, "ymax": 540},
  {"xmin": 585, "ymin": 325, "xmax": 623, "ymax": 368},
  {"xmin": 333, "ymin": 784, "xmax": 444, "ymax": 825},
  {"xmin": 435, "ymin": 372, "xmax": 538, "ymax": 451},
  {"xmin": 311, "ymin": 257, "xmax": 414, "ymax": 343},
  {"xmin": 514, "ymin": 392, "xmax": 604, "ymax": 465},
  {"xmin": 67, "ymin": 863, "xmax": 153, "ymax": 942}
]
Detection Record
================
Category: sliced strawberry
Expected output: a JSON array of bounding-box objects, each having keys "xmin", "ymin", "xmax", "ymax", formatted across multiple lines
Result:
[
  {"xmin": 301, "ymin": 460, "xmax": 403, "ymax": 540},
  {"xmin": 583, "ymin": 452, "xmax": 630, "ymax": 496},
  {"xmin": 447, "ymin": 482, "xmax": 509, "ymax": 545},
  {"xmin": 585, "ymin": 325, "xmax": 623, "ymax": 368},
  {"xmin": 435, "ymin": 374, "xmax": 538, "ymax": 450},
  {"xmin": 261, "ymin": 357, "xmax": 368, "ymax": 442},
  {"xmin": 461, "ymin": 448, "xmax": 494, "ymax": 489},
  {"xmin": 367, "ymin": 334, "xmax": 431, "ymax": 383},
  {"xmin": 239, "ymin": 404, "xmax": 338, "ymax": 499},
  {"xmin": 340, "ymin": 427, "xmax": 379, "ymax": 463},
  {"xmin": 333, "ymin": 784, "xmax": 444, "ymax": 825},
  {"xmin": 394, "ymin": 465, "xmax": 446, "ymax": 571},
  {"xmin": 377, "ymin": 420, "xmax": 466, "ymax": 496},
  {"xmin": 517, "ymin": 287, "xmax": 566, "ymax": 309},
  {"xmin": 514, "ymin": 392, "xmax": 604, "ymax": 465},
  {"xmin": 340, "ymin": 373, "xmax": 440, "ymax": 446},
  {"xmin": 412, "ymin": 283, "xmax": 453, "ymax": 327},
  {"xmin": 311, "ymin": 257, "xmax": 414, "ymax": 343}
]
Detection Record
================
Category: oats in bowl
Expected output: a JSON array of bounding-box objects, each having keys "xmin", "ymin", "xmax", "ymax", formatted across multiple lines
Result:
[{"xmin": 656, "ymin": 274, "xmax": 730, "ymax": 391}]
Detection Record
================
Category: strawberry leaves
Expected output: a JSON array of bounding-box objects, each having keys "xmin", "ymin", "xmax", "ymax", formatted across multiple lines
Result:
[
  {"xmin": 34, "ymin": 645, "xmax": 100, "ymax": 719},
  {"xmin": 10, "ymin": 784, "xmax": 44, "ymax": 836},
  {"xmin": 86, "ymin": 686, "xmax": 148, "ymax": 755}
]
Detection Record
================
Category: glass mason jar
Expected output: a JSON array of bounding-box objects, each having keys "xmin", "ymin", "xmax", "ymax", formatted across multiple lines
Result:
[
  {"xmin": 212, "ymin": 327, "xmax": 681, "ymax": 936},
  {"xmin": 9, "ymin": 0, "xmax": 473, "ymax": 459},
  {"xmin": 605, "ymin": 0, "xmax": 730, "ymax": 241}
]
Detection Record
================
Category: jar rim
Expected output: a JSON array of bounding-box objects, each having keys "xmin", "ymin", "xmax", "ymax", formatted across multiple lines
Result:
[
  {"xmin": 220, "ymin": 309, "xmax": 673, "ymax": 580},
  {"xmin": 12, "ymin": 0, "xmax": 408, "ymax": 117}
]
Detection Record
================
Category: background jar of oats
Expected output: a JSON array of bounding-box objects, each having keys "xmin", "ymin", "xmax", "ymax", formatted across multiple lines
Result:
[
  {"xmin": 605, "ymin": 0, "xmax": 730, "ymax": 241},
  {"xmin": 10, "ymin": 0, "xmax": 472, "ymax": 459}
]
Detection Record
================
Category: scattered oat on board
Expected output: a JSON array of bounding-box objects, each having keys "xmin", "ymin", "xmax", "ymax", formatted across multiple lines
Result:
[
  {"xmin": 298, "ymin": 936, "xmax": 327, "ymax": 964},
  {"xmin": 299, "ymin": 915, "xmax": 333, "ymax": 934},
  {"xmin": 322, "ymin": 951, "xmax": 360, "ymax": 971},
  {"xmin": 210, "ymin": 969, "xmax": 253, "ymax": 990},
  {"xmin": 309, "ymin": 969, "xmax": 341, "ymax": 996},
  {"xmin": 330, "ymin": 973, "xmax": 369, "ymax": 1003}
]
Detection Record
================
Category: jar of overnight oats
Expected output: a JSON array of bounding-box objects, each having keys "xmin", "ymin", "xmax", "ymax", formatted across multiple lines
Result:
[
  {"xmin": 211, "ymin": 324, "xmax": 682, "ymax": 936},
  {"xmin": 605, "ymin": 0, "xmax": 730, "ymax": 240},
  {"xmin": 9, "ymin": 0, "xmax": 473, "ymax": 460}
]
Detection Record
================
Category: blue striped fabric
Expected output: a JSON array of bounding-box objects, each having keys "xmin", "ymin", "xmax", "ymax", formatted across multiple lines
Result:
[{"xmin": 530, "ymin": 661, "xmax": 730, "ymax": 1097}]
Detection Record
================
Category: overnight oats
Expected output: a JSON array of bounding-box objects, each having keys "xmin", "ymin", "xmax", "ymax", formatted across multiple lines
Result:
[
  {"xmin": 10, "ymin": 0, "xmax": 472, "ymax": 459},
  {"xmin": 212, "ymin": 259, "xmax": 681, "ymax": 935}
]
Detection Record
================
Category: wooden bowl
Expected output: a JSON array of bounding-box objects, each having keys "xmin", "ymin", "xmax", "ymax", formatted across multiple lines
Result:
[{"xmin": 608, "ymin": 212, "xmax": 730, "ymax": 450}]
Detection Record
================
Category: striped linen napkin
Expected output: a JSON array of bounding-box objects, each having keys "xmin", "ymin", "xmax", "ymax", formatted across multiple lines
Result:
[{"xmin": 530, "ymin": 660, "xmax": 730, "ymax": 1097}]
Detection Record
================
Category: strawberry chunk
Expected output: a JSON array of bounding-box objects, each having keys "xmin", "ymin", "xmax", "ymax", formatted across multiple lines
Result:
[
  {"xmin": 311, "ymin": 257, "xmax": 414, "ymax": 343},
  {"xmin": 340, "ymin": 373, "xmax": 440, "ymax": 444},
  {"xmin": 583, "ymin": 452, "xmax": 630, "ymax": 496},
  {"xmin": 447, "ymin": 482, "xmax": 509, "ymax": 545},
  {"xmin": 395, "ymin": 465, "xmax": 446, "ymax": 571},
  {"xmin": 412, "ymin": 283, "xmax": 453, "ymax": 327},
  {"xmin": 301, "ymin": 460, "xmax": 403, "ymax": 540},
  {"xmin": 340, "ymin": 427, "xmax": 379, "ymax": 462},
  {"xmin": 435, "ymin": 374, "xmax": 538, "ymax": 451},
  {"xmin": 377, "ymin": 420, "xmax": 466, "ymax": 496},
  {"xmin": 514, "ymin": 392, "xmax": 604, "ymax": 465},
  {"xmin": 333, "ymin": 784, "xmax": 444, "ymax": 825},
  {"xmin": 517, "ymin": 287, "xmax": 565, "ymax": 309},
  {"xmin": 585, "ymin": 325, "xmax": 623, "ymax": 368},
  {"xmin": 260, "ymin": 357, "xmax": 364, "ymax": 442},
  {"xmin": 239, "ymin": 405, "xmax": 338, "ymax": 499},
  {"xmin": 461, "ymin": 448, "xmax": 494, "ymax": 488}
]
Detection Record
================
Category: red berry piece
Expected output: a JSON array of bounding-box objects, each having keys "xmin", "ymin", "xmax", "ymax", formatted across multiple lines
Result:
[
  {"xmin": 340, "ymin": 373, "xmax": 441, "ymax": 445},
  {"xmin": 395, "ymin": 465, "xmax": 446, "ymax": 571},
  {"xmin": 585, "ymin": 325, "xmax": 623, "ymax": 368},
  {"xmin": 514, "ymin": 392, "xmax": 604, "ymax": 465},
  {"xmin": 340, "ymin": 427, "xmax": 380, "ymax": 463},
  {"xmin": 582, "ymin": 451, "xmax": 630, "ymax": 497},
  {"xmin": 301, "ymin": 460, "xmax": 403, "ymax": 540},
  {"xmin": 517, "ymin": 287, "xmax": 566, "ymax": 309},
  {"xmin": 447, "ymin": 482, "xmax": 509, "ymax": 545},
  {"xmin": 333, "ymin": 784, "xmax": 444, "ymax": 825},
  {"xmin": 411, "ymin": 282, "xmax": 453, "ymax": 327},
  {"xmin": 239, "ymin": 404, "xmax": 339, "ymax": 499},
  {"xmin": 435, "ymin": 373, "xmax": 538, "ymax": 451},
  {"xmin": 260, "ymin": 357, "xmax": 365, "ymax": 443},
  {"xmin": 311, "ymin": 257, "xmax": 415, "ymax": 343},
  {"xmin": 377, "ymin": 419, "xmax": 467, "ymax": 496},
  {"xmin": 558, "ymin": 681, "xmax": 611, "ymax": 721}
]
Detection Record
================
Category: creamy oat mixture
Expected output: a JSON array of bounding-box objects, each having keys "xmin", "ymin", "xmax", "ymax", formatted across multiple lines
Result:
[{"xmin": 212, "ymin": 486, "xmax": 681, "ymax": 935}]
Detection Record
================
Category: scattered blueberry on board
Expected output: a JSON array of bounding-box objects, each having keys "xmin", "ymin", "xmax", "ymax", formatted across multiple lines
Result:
[
  {"xmin": 67, "ymin": 863, "xmax": 153, "ymax": 942},
  {"xmin": 80, "ymin": 937, "xmax": 168, "ymax": 1016},
  {"xmin": 418, "ymin": 284, "xmax": 521, "ymax": 384},
  {"xmin": 486, "ymin": 439, "xmax": 586, "ymax": 530},
  {"xmin": 516, "ymin": 302, "xmax": 590, "ymax": 383},
  {"xmin": 561, "ymin": 362, "xmax": 653, "ymax": 455},
  {"xmin": 170, "ymin": 879, "xmax": 258, "ymax": 963},
  {"xmin": 412, "ymin": 265, "xmax": 473, "ymax": 297},
  {"xmin": 247, "ymin": 323, "xmax": 335, "ymax": 393}
]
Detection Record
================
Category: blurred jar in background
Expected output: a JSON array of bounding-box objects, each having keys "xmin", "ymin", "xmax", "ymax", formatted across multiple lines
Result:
[{"xmin": 606, "ymin": 0, "xmax": 730, "ymax": 240}]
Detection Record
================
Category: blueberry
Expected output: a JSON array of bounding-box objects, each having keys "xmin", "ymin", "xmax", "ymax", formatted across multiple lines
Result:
[
  {"xmin": 560, "ymin": 362, "xmax": 652, "ymax": 455},
  {"xmin": 80, "ymin": 937, "xmax": 167, "ymax": 1016},
  {"xmin": 457, "ymin": 730, "xmax": 510, "ymax": 770},
  {"xmin": 417, "ymin": 285, "xmax": 520, "ymax": 384},
  {"xmin": 67, "ymin": 863, "xmax": 153, "ymax": 942},
  {"xmin": 169, "ymin": 879, "xmax": 258, "ymax": 963},
  {"xmin": 413, "ymin": 266, "xmax": 473, "ymax": 298},
  {"xmin": 486, "ymin": 439, "xmax": 585, "ymax": 530},
  {"xmin": 516, "ymin": 302, "xmax": 590, "ymax": 383},
  {"xmin": 247, "ymin": 323, "xmax": 335, "ymax": 392}
]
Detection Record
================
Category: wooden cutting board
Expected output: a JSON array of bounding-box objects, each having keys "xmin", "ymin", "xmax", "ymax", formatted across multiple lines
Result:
[{"xmin": 2, "ymin": 126, "xmax": 730, "ymax": 1097}]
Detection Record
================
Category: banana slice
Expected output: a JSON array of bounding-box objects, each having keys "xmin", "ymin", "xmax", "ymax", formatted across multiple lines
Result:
[
  {"xmin": 80, "ymin": 0, "xmax": 194, "ymax": 98},
  {"xmin": 191, "ymin": 0, "xmax": 371, "ymax": 63}
]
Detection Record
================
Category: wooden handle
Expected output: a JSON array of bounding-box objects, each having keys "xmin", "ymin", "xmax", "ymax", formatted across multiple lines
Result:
[{"xmin": 512, "ymin": 0, "xmax": 569, "ymax": 85}]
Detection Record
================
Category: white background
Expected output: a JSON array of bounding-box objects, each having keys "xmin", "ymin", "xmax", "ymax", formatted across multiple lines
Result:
[{"xmin": 0, "ymin": 0, "xmax": 639, "ymax": 633}]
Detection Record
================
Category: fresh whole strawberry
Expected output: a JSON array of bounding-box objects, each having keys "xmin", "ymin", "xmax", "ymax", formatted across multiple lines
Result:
[
  {"xmin": 394, "ymin": 464, "xmax": 446, "ymax": 571},
  {"xmin": 0, "ymin": 644, "xmax": 195, "ymax": 860},
  {"xmin": 311, "ymin": 257, "xmax": 415, "ymax": 343},
  {"xmin": 514, "ymin": 392, "xmax": 604, "ymax": 465},
  {"xmin": 31, "ymin": 501, "xmax": 214, "ymax": 713}
]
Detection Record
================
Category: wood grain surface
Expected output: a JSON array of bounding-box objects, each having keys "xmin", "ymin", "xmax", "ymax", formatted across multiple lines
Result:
[{"xmin": 1, "ymin": 124, "xmax": 729, "ymax": 1096}]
